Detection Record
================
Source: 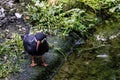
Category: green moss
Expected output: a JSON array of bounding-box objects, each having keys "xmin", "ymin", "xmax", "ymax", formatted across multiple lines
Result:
[{"xmin": 0, "ymin": 33, "xmax": 24, "ymax": 78}]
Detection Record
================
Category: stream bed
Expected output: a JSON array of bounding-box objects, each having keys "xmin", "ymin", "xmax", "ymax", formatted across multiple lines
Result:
[{"xmin": 53, "ymin": 20, "xmax": 120, "ymax": 80}]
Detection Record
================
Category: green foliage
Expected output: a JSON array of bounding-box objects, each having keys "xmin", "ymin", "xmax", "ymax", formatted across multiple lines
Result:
[
  {"xmin": 27, "ymin": 1, "xmax": 62, "ymax": 34},
  {"xmin": 80, "ymin": 0, "xmax": 119, "ymax": 10},
  {"xmin": 26, "ymin": 0, "xmax": 120, "ymax": 38},
  {"xmin": 80, "ymin": 0, "xmax": 120, "ymax": 18},
  {"xmin": 0, "ymin": 33, "xmax": 24, "ymax": 78},
  {"xmin": 26, "ymin": 0, "xmax": 98, "ymax": 37}
]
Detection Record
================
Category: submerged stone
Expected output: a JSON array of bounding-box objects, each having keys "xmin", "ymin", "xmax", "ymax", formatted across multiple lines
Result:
[
  {"xmin": 95, "ymin": 35, "xmax": 106, "ymax": 41},
  {"xmin": 97, "ymin": 54, "xmax": 108, "ymax": 58}
]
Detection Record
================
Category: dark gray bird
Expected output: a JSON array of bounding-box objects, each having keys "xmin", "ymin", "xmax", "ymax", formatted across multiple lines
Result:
[{"xmin": 21, "ymin": 27, "xmax": 49, "ymax": 67}]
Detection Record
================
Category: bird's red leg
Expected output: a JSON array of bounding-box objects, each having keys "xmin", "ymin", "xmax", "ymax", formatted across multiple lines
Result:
[
  {"xmin": 30, "ymin": 56, "xmax": 37, "ymax": 67},
  {"xmin": 40, "ymin": 56, "xmax": 48, "ymax": 67}
]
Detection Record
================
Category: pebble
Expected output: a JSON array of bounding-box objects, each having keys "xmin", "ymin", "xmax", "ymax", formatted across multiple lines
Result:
[
  {"xmin": 54, "ymin": 41, "xmax": 58, "ymax": 44},
  {"xmin": 8, "ymin": 1, "xmax": 14, "ymax": 8},
  {"xmin": 22, "ymin": 27, "xmax": 26, "ymax": 31},
  {"xmin": 19, "ymin": 28, "xmax": 22, "ymax": 31},
  {"xmin": 4, "ymin": 56, "xmax": 8, "ymax": 61},
  {"xmin": 25, "ymin": 16, "xmax": 30, "ymax": 20},
  {"xmin": 5, "ymin": 29, "xmax": 9, "ymax": 33},
  {"xmin": 0, "ymin": 7, "xmax": 5, "ymax": 13},
  {"xmin": 0, "ymin": 7, "xmax": 5, "ymax": 18},
  {"xmin": 16, "ymin": 25, "xmax": 22, "ymax": 29},
  {"xmin": 15, "ymin": 13, "xmax": 22, "ymax": 18},
  {"xmin": 5, "ymin": 77, "xmax": 9, "ymax": 80}
]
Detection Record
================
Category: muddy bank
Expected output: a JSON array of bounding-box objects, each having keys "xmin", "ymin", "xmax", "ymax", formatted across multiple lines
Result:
[{"xmin": 0, "ymin": 0, "xmax": 30, "ymax": 42}]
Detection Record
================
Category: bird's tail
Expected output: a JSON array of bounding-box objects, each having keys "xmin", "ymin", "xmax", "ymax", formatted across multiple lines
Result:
[{"xmin": 25, "ymin": 27, "xmax": 30, "ymax": 35}]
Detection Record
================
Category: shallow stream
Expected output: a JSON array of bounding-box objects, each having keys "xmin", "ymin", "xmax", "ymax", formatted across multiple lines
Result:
[{"xmin": 53, "ymin": 20, "xmax": 120, "ymax": 80}]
